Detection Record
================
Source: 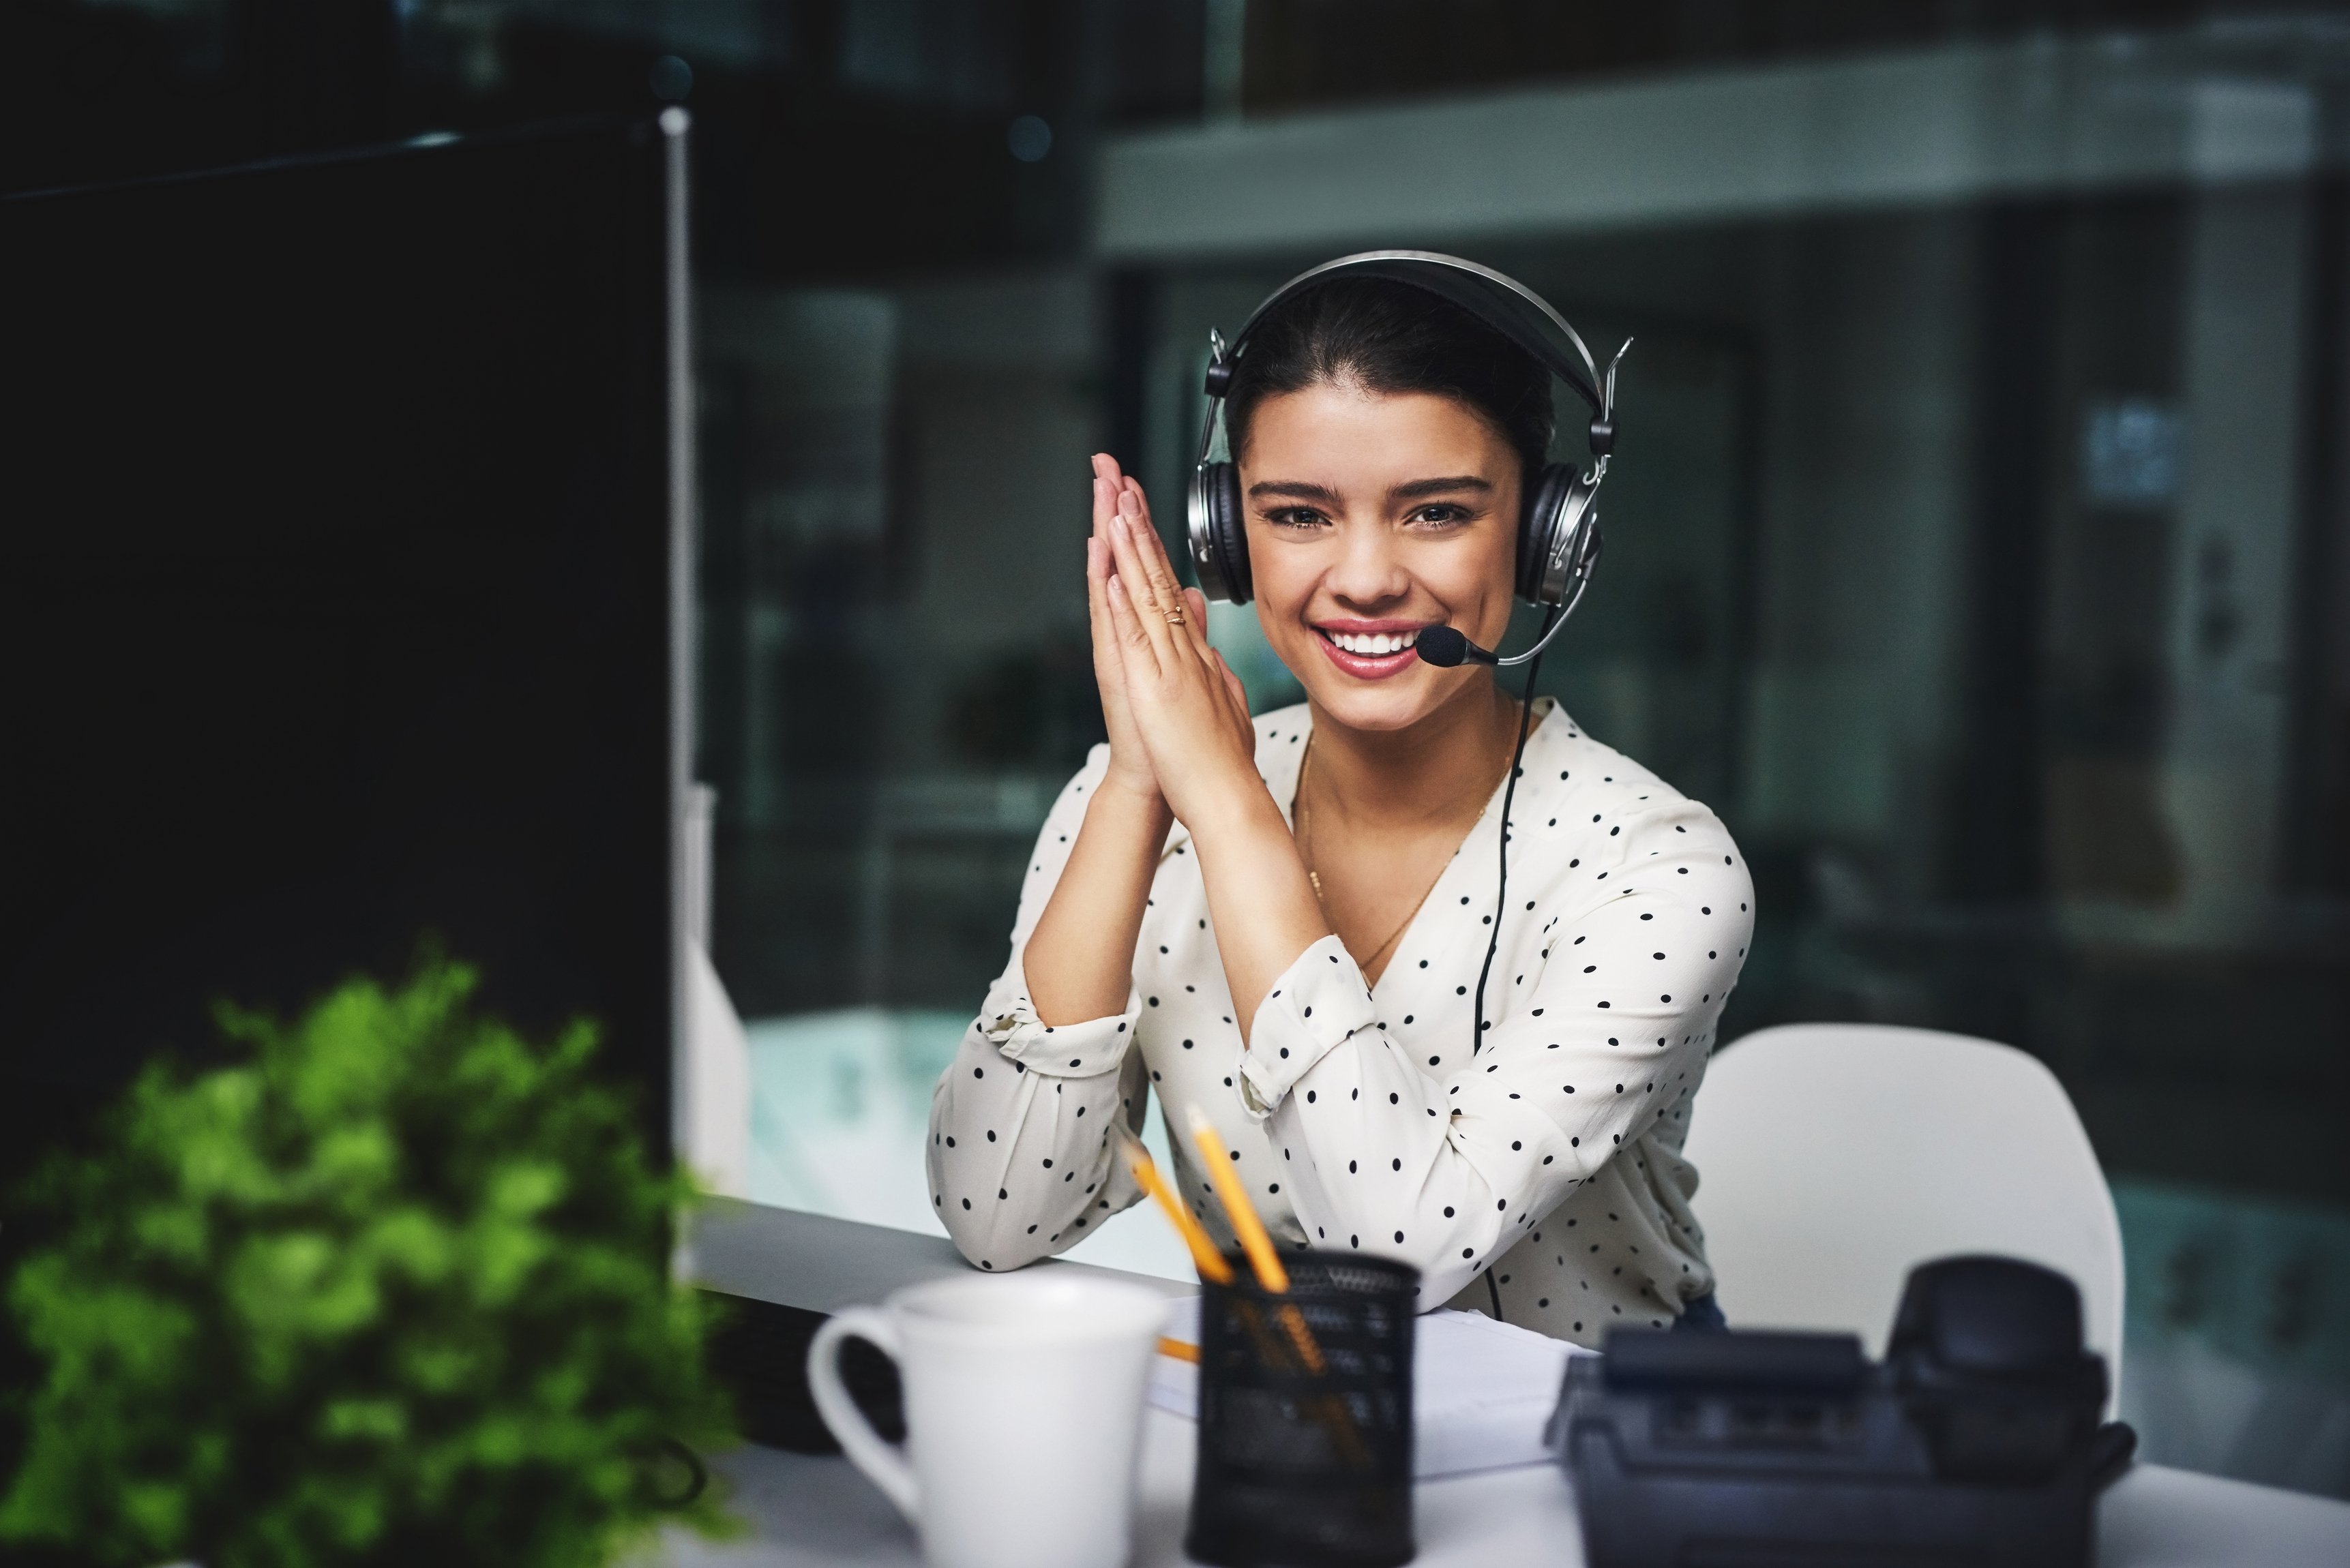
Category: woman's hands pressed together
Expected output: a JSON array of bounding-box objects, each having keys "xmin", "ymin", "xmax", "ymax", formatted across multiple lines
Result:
[
  {"xmin": 1090, "ymin": 485, "xmax": 1258, "ymax": 829},
  {"xmin": 1028, "ymin": 455, "xmax": 1329, "ymax": 1038},
  {"xmin": 1084, "ymin": 454, "xmax": 1174, "ymax": 803},
  {"xmin": 1088, "ymin": 468, "xmax": 1331, "ymax": 1040}
]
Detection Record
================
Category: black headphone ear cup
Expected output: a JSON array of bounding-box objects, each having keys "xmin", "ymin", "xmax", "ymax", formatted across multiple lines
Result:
[
  {"xmin": 1187, "ymin": 459, "xmax": 1252, "ymax": 604},
  {"xmin": 1518, "ymin": 463, "xmax": 1579, "ymax": 603},
  {"xmin": 1213, "ymin": 462, "xmax": 1250, "ymax": 604}
]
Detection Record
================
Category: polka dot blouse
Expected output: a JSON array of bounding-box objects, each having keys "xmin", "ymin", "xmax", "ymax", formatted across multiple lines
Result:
[{"xmin": 926, "ymin": 699, "xmax": 1755, "ymax": 1346}]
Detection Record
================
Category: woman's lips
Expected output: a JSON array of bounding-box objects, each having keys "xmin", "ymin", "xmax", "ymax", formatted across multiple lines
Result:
[{"xmin": 1313, "ymin": 627, "xmax": 1421, "ymax": 680}]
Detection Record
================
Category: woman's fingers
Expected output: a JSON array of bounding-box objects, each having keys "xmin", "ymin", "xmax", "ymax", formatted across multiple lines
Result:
[
  {"xmin": 1126, "ymin": 496, "xmax": 1192, "ymax": 635},
  {"xmin": 1103, "ymin": 468, "xmax": 1182, "ymax": 633},
  {"xmin": 1111, "ymin": 499, "xmax": 1208, "ymax": 674},
  {"xmin": 1090, "ymin": 466, "xmax": 1144, "ymax": 672},
  {"xmin": 1088, "ymin": 538, "xmax": 1137, "ymax": 696},
  {"xmin": 1180, "ymin": 586, "xmax": 1213, "ymax": 659},
  {"xmin": 1114, "ymin": 484, "xmax": 1152, "ymax": 556},
  {"xmin": 1086, "ymin": 537, "xmax": 1121, "ymax": 667},
  {"xmin": 1098, "ymin": 457, "xmax": 1138, "ymax": 538},
  {"xmin": 1093, "ymin": 457, "xmax": 1140, "ymax": 556},
  {"xmin": 1092, "ymin": 474, "xmax": 1119, "ymax": 549},
  {"xmin": 1103, "ymin": 571, "xmax": 1161, "ymax": 674},
  {"xmin": 1098, "ymin": 466, "xmax": 1221, "ymax": 724},
  {"xmin": 1106, "ymin": 511, "xmax": 1180, "ymax": 668},
  {"xmin": 1088, "ymin": 532, "xmax": 1163, "ymax": 797}
]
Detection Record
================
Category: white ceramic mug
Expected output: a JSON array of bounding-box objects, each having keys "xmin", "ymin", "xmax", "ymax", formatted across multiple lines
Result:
[{"xmin": 807, "ymin": 1271, "xmax": 1168, "ymax": 1568}]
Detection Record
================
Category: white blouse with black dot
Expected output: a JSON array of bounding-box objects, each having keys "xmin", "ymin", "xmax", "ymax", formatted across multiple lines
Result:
[{"xmin": 926, "ymin": 699, "xmax": 1755, "ymax": 1346}]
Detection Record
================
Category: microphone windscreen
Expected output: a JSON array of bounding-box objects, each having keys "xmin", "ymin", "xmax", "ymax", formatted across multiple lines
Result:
[{"xmin": 1415, "ymin": 626, "xmax": 1470, "ymax": 667}]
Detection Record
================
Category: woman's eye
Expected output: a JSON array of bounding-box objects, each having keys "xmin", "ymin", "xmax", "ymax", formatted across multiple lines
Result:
[
  {"xmin": 1409, "ymin": 504, "xmax": 1472, "ymax": 526},
  {"xmin": 1266, "ymin": 508, "xmax": 1329, "ymax": 529}
]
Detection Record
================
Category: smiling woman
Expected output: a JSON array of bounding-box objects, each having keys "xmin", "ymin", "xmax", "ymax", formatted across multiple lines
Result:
[
  {"xmin": 923, "ymin": 260, "xmax": 1752, "ymax": 1344},
  {"xmin": 1242, "ymin": 389, "xmax": 1518, "ymax": 709}
]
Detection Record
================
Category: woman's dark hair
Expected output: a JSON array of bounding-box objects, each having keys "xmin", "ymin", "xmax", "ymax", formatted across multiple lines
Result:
[{"xmin": 1223, "ymin": 277, "xmax": 1554, "ymax": 483}]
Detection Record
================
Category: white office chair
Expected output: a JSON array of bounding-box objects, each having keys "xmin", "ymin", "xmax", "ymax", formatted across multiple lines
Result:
[{"xmin": 1682, "ymin": 1023, "xmax": 2124, "ymax": 1404}]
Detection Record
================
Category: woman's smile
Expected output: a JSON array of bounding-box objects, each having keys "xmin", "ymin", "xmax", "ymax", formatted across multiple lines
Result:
[{"xmin": 1313, "ymin": 618, "xmax": 1430, "ymax": 678}]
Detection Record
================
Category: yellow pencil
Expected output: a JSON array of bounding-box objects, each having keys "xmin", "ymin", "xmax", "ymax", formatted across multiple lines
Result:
[
  {"xmin": 1116, "ymin": 1125, "xmax": 1235, "ymax": 1286},
  {"xmin": 1180, "ymin": 1109, "xmax": 1367, "ymax": 1465},
  {"xmin": 1185, "ymin": 1104, "xmax": 1290, "ymax": 1293}
]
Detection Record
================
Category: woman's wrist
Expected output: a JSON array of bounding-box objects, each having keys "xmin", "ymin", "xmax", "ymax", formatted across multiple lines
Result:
[
  {"xmin": 1167, "ymin": 768, "xmax": 1284, "ymax": 849},
  {"xmin": 1092, "ymin": 769, "xmax": 1174, "ymax": 836},
  {"xmin": 1186, "ymin": 794, "xmax": 1315, "ymax": 923}
]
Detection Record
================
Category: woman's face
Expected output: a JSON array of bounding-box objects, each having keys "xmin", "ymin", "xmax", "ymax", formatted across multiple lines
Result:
[{"xmin": 1240, "ymin": 382, "xmax": 1521, "ymax": 734}]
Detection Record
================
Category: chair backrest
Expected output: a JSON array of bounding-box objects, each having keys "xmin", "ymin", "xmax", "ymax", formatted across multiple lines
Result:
[{"xmin": 1682, "ymin": 1023, "xmax": 2124, "ymax": 1401}]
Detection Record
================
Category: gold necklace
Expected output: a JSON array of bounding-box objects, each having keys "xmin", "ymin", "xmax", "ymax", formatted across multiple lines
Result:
[{"xmin": 1296, "ymin": 732, "xmax": 1488, "ymax": 976}]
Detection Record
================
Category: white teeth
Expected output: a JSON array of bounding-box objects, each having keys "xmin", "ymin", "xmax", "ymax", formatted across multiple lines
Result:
[{"xmin": 1330, "ymin": 631, "xmax": 1413, "ymax": 655}]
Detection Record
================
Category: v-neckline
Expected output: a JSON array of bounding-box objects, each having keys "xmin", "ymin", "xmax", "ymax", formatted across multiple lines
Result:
[{"xmin": 1285, "ymin": 699, "xmax": 1553, "ymax": 997}]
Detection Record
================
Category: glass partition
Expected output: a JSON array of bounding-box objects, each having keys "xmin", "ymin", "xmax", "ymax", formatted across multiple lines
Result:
[{"xmin": 674, "ymin": 6, "xmax": 2348, "ymax": 1494}]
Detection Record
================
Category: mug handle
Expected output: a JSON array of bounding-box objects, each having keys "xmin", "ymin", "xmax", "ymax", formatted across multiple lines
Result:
[{"xmin": 807, "ymin": 1307, "xmax": 919, "ymax": 1518}]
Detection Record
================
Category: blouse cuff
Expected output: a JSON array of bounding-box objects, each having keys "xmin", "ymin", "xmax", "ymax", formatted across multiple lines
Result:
[
  {"xmin": 981, "ymin": 972, "xmax": 1141, "ymax": 1079},
  {"xmin": 1236, "ymin": 935, "xmax": 1381, "ymax": 1118}
]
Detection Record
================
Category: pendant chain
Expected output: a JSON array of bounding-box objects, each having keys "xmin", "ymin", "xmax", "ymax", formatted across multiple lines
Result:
[{"xmin": 1296, "ymin": 730, "xmax": 1491, "ymax": 977}]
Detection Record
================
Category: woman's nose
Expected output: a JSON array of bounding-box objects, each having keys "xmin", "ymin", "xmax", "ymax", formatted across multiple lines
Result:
[{"xmin": 1326, "ymin": 523, "xmax": 1412, "ymax": 607}]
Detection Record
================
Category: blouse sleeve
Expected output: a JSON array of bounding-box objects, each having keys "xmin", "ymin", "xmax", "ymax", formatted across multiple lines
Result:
[
  {"xmin": 926, "ymin": 746, "xmax": 1152, "ymax": 1272},
  {"xmin": 1237, "ymin": 798, "xmax": 1753, "ymax": 1308}
]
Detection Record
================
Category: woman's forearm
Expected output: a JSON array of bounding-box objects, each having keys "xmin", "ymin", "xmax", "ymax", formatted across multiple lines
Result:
[
  {"xmin": 1026, "ymin": 776, "xmax": 1173, "ymax": 1025},
  {"xmin": 1185, "ymin": 788, "xmax": 1330, "ymax": 1045}
]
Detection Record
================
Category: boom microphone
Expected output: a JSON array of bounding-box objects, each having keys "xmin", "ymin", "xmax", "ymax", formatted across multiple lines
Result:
[
  {"xmin": 1416, "ymin": 604, "xmax": 1575, "ymax": 670},
  {"xmin": 1415, "ymin": 510, "xmax": 1603, "ymax": 671},
  {"xmin": 1414, "ymin": 626, "xmax": 1497, "ymax": 667}
]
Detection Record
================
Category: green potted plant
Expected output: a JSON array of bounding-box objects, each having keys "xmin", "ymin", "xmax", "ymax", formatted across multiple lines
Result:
[{"xmin": 1, "ymin": 956, "xmax": 737, "ymax": 1567}]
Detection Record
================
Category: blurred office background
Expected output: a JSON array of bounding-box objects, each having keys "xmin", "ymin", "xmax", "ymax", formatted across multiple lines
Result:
[{"xmin": 10, "ymin": 0, "xmax": 2346, "ymax": 1498}]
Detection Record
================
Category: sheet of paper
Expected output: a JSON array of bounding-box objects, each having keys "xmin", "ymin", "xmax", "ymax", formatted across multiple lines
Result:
[{"xmin": 1150, "ymin": 1298, "xmax": 1592, "ymax": 1479}]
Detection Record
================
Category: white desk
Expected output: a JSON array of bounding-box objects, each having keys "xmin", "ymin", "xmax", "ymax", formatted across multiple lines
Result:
[{"xmin": 672, "ymin": 1202, "xmax": 2350, "ymax": 1568}]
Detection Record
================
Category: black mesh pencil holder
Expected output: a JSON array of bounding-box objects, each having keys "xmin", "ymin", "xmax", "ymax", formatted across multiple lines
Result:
[{"xmin": 1186, "ymin": 1252, "xmax": 1419, "ymax": 1568}]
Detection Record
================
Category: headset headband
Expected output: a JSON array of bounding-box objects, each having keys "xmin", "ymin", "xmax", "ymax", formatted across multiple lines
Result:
[{"xmin": 1209, "ymin": 250, "xmax": 1622, "ymax": 425}]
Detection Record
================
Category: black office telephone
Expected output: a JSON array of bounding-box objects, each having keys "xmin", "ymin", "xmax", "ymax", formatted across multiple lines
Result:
[{"xmin": 1547, "ymin": 1256, "xmax": 2137, "ymax": 1568}]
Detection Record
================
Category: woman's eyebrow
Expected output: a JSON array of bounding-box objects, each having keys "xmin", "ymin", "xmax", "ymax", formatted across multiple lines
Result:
[
  {"xmin": 1390, "ymin": 475, "xmax": 1493, "ymax": 500},
  {"xmin": 1247, "ymin": 479, "xmax": 1345, "ymax": 504}
]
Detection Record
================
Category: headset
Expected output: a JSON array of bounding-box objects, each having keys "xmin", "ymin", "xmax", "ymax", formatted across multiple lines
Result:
[
  {"xmin": 1183, "ymin": 256, "xmax": 1631, "ymax": 1319},
  {"xmin": 1184, "ymin": 250, "xmax": 1629, "ymax": 670}
]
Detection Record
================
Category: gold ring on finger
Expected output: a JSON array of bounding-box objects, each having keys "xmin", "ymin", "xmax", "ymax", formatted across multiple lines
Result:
[{"xmin": 1162, "ymin": 607, "xmax": 1186, "ymax": 624}]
